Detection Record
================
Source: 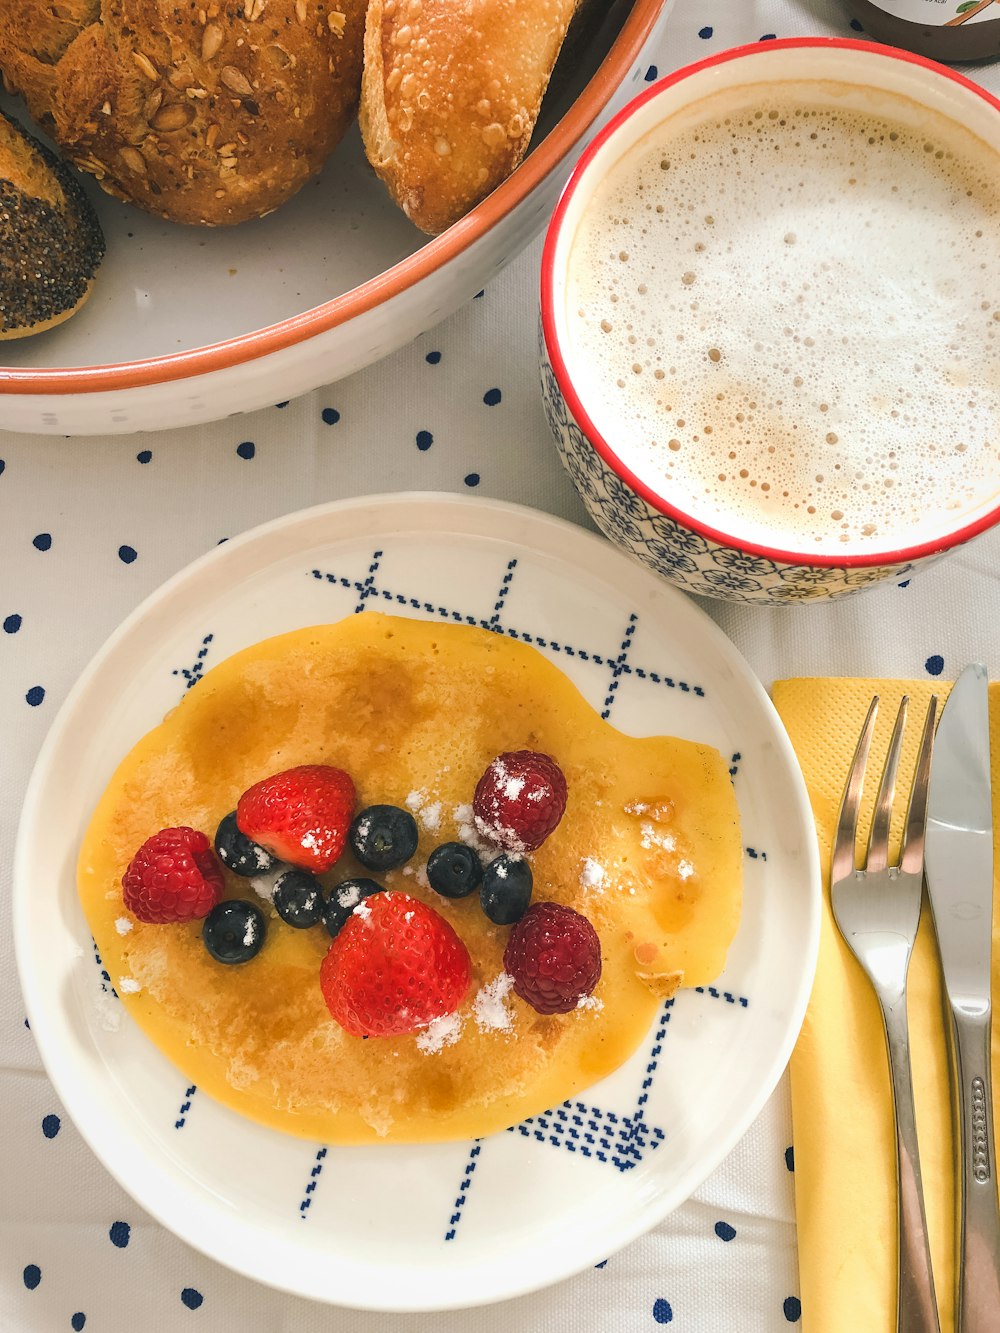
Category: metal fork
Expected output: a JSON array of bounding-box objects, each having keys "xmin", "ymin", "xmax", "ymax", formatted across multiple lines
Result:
[{"xmin": 830, "ymin": 694, "xmax": 941, "ymax": 1333}]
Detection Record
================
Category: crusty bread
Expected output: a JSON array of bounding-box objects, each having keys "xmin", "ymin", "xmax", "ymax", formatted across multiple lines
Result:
[
  {"xmin": 0, "ymin": 0, "xmax": 367, "ymax": 226},
  {"xmin": 360, "ymin": 0, "xmax": 578, "ymax": 234},
  {"xmin": 0, "ymin": 108, "xmax": 104, "ymax": 338}
]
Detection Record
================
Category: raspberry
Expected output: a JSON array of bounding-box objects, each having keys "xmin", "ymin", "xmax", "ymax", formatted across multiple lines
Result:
[
  {"xmin": 320, "ymin": 891, "xmax": 471, "ymax": 1038},
  {"xmin": 122, "ymin": 826, "xmax": 224, "ymax": 924},
  {"xmin": 472, "ymin": 750, "xmax": 567, "ymax": 853},
  {"xmin": 503, "ymin": 901, "xmax": 602, "ymax": 1014},
  {"xmin": 236, "ymin": 764, "xmax": 356, "ymax": 873}
]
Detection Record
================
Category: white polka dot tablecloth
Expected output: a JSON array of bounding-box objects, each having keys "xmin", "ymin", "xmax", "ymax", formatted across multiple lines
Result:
[{"xmin": 4, "ymin": 1, "xmax": 1000, "ymax": 1329}]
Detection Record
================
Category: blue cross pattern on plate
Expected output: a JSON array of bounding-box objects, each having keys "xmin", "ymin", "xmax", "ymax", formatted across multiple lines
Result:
[{"xmin": 93, "ymin": 547, "xmax": 756, "ymax": 1243}]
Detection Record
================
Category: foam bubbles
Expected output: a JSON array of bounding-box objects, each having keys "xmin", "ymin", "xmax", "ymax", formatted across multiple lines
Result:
[{"xmin": 565, "ymin": 82, "xmax": 1000, "ymax": 554}]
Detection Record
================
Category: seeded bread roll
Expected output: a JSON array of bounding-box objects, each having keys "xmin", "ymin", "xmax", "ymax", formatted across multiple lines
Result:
[
  {"xmin": 0, "ymin": 0, "xmax": 367, "ymax": 226},
  {"xmin": 0, "ymin": 109, "xmax": 104, "ymax": 339},
  {"xmin": 360, "ymin": 0, "xmax": 579, "ymax": 234}
]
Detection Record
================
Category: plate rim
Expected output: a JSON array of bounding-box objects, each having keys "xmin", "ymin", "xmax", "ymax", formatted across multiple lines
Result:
[{"xmin": 13, "ymin": 492, "xmax": 821, "ymax": 1311}]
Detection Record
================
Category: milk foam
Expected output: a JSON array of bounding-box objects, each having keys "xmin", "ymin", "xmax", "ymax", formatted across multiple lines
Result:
[{"xmin": 565, "ymin": 82, "xmax": 1000, "ymax": 555}]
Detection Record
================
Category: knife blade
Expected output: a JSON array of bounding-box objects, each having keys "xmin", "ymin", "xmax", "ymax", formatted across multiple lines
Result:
[{"xmin": 923, "ymin": 662, "xmax": 1000, "ymax": 1333}]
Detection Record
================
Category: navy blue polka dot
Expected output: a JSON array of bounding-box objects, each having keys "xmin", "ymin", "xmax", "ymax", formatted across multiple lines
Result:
[
  {"xmin": 118, "ymin": 545, "xmax": 137, "ymax": 564},
  {"xmin": 71, "ymin": 1314, "xmax": 86, "ymax": 1331},
  {"xmin": 136, "ymin": 449, "xmax": 152, "ymax": 464},
  {"xmin": 4, "ymin": 613, "xmax": 22, "ymax": 633},
  {"xmin": 416, "ymin": 430, "xmax": 433, "ymax": 451},
  {"xmin": 850, "ymin": 17, "xmax": 864, "ymax": 29},
  {"xmin": 483, "ymin": 388, "xmax": 502, "ymax": 407},
  {"xmin": 760, "ymin": 32, "xmax": 777, "ymax": 40},
  {"xmin": 26, "ymin": 686, "xmax": 45, "ymax": 707},
  {"xmin": 275, "ymin": 400, "xmax": 289, "ymax": 408},
  {"xmin": 180, "ymin": 1288, "xmax": 204, "ymax": 1310},
  {"xmin": 698, "ymin": 25, "xmax": 713, "ymax": 37},
  {"xmin": 33, "ymin": 533, "xmax": 52, "ymax": 552},
  {"xmin": 464, "ymin": 473, "xmax": 480, "ymax": 488},
  {"xmin": 785, "ymin": 1145, "xmax": 795, "ymax": 1172},
  {"xmin": 23, "ymin": 1265, "xmax": 41, "ymax": 1290},
  {"xmin": 0, "ymin": 459, "xmax": 5, "ymax": 476},
  {"xmin": 109, "ymin": 1221, "xmax": 131, "ymax": 1248},
  {"xmin": 236, "ymin": 440, "xmax": 255, "ymax": 460},
  {"xmin": 925, "ymin": 654, "xmax": 944, "ymax": 677},
  {"xmin": 41, "ymin": 1114, "xmax": 60, "ymax": 1139},
  {"xmin": 784, "ymin": 1296, "xmax": 802, "ymax": 1322},
  {"xmin": 653, "ymin": 1297, "xmax": 673, "ymax": 1324},
  {"xmin": 715, "ymin": 1221, "xmax": 736, "ymax": 1242},
  {"xmin": 321, "ymin": 407, "xmax": 340, "ymax": 425},
  {"xmin": 425, "ymin": 351, "xmax": 442, "ymax": 364},
  {"xmin": 474, "ymin": 289, "xmax": 485, "ymax": 299},
  {"xmin": 644, "ymin": 65, "xmax": 658, "ymax": 81}
]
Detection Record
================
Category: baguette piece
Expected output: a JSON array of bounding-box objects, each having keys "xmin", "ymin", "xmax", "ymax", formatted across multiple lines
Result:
[
  {"xmin": 0, "ymin": 109, "xmax": 104, "ymax": 338},
  {"xmin": 360, "ymin": 0, "xmax": 578, "ymax": 234},
  {"xmin": 0, "ymin": 0, "xmax": 367, "ymax": 226}
]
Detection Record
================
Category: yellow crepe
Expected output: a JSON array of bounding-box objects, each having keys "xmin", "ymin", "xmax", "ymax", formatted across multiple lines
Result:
[
  {"xmin": 78, "ymin": 613, "xmax": 743, "ymax": 1143},
  {"xmin": 773, "ymin": 677, "xmax": 1000, "ymax": 1332}
]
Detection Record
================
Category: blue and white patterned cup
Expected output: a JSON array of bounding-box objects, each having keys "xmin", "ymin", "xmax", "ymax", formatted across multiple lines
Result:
[{"xmin": 540, "ymin": 38, "xmax": 1000, "ymax": 604}]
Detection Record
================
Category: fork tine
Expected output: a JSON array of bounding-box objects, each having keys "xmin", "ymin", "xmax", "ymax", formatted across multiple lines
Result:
[
  {"xmin": 865, "ymin": 695, "xmax": 909, "ymax": 874},
  {"xmin": 899, "ymin": 696, "xmax": 938, "ymax": 876},
  {"xmin": 831, "ymin": 695, "xmax": 880, "ymax": 886}
]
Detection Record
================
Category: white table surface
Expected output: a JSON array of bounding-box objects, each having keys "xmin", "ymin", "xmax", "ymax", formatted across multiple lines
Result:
[{"xmin": 3, "ymin": 0, "xmax": 1000, "ymax": 1328}]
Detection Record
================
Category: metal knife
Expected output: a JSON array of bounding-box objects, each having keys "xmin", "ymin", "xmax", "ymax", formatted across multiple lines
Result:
[{"xmin": 924, "ymin": 662, "xmax": 1000, "ymax": 1333}]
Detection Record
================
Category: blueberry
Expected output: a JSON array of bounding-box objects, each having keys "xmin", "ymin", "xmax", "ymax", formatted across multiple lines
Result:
[
  {"xmin": 203, "ymin": 899, "xmax": 266, "ymax": 963},
  {"xmin": 324, "ymin": 878, "xmax": 383, "ymax": 938},
  {"xmin": 427, "ymin": 842, "xmax": 483, "ymax": 898},
  {"xmin": 272, "ymin": 869, "xmax": 325, "ymax": 928},
  {"xmin": 481, "ymin": 855, "xmax": 533, "ymax": 925},
  {"xmin": 214, "ymin": 811, "xmax": 276, "ymax": 877},
  {"xmin": 349, "ymin": 805, "xmax": 418, "ymax": 871}
]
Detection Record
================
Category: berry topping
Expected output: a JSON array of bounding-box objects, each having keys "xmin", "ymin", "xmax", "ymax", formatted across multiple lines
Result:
[
  {"xmin": 272, "ymin": 869, "xmax": 325, "ymax": 929},
  {"xmin": 349, "ymin": 804, "xmax": 419, "ymax": 872},
  {"xmin": 323, "ymin": 877, "xmax": 383, "ymax": 938},
  {"xmin": 122, "ymin": 826, "xmax": 224, "ymax": 924},
  {"xmin": 213, "ymin": 810, "xmax": 277, "ymax": 877},
  {"xmin": 203, "ymin": 899, "xmax": 267, "ymax": 964},
  {"xmin": 236, "ymin": 764, "xmax": 356, "ymax": 873},
  {"xmin": 503, "ymin": 901, "xmax": 602, "ymax": 1014},
  {"xmin": 472, "ymin": 750, "xmax": 567, "ymax": 853},
  {"xmin": 480, "ymin": 854, "xmax": 533, "ymax": 924},
  {"xmin": 427, "ymin": 841, "xmax": 484, "ymax": 898},
  {"xmin": 320, "ymin": 891, "xmax": 471, "ymax": 1037}
]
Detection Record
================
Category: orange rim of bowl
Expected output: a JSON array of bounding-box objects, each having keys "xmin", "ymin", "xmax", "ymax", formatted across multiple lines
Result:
[
  {"xmin": 540, "ymin": 36, "xmax": 1000, "ymax": 571},
  {"xmin": 0, "ymin": 0, "xmax": 665, "ymax": 397}
]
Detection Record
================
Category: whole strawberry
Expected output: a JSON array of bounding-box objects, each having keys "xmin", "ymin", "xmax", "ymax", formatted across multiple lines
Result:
[
  {"xmin": 122, "ymin": 826, "xmax": 225, "ymax": 924},
  {"xmin": 472, "ymin": 750, "xmax": 567, "ymax": 853},
  {"xmin": 503, "ymin": 901, "xmax": 602, "ymax": 1014},
  {"xmin": 320, "ymin": 891, "xmax": 471, "ymax": 1038},
  {"xmin": 236, "ymin": 764, "xmax": 356, "ymax": 873}
]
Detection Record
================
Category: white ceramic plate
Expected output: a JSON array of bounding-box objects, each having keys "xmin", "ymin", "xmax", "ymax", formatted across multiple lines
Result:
[{"xmin": 14, "ymin": 494, "xmax": 820, "ymax": 1312}]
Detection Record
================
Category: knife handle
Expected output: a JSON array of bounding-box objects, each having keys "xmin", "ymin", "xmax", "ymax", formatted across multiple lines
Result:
[{"xmin": 952, "ymin": 1006, "xmax": 1000, "ymax": 1333}]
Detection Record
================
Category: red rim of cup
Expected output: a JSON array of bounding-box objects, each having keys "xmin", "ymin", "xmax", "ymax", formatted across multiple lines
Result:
[
  {"xmin": 0, "ymin": 0, "xmax": 664, "ymax": 398},
  {"xmin": 540, "ymin": 36, "xmax": 1000, "ymax": 571}
]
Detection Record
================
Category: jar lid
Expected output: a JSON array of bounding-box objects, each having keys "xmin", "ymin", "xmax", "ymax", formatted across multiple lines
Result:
[{"xmin": 843, "ymin": 0, "xmax": 1000, "ymax": 61}]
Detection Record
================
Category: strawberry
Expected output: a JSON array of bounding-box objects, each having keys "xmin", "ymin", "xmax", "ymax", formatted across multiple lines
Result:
[
  {"xmin": 236, "ymin": 764, "xmax": 355, "ymax": 873},
  {"xmin": 473, "ymin": 750, "xmax": 568, "ymax": 853},
  {"xmin": 122, "ymin": 826, "xmax": 224, "ymax": 924},
  {"xmin": 320, "ymin": 891, "xmax": 471, "ymax": 1038}
]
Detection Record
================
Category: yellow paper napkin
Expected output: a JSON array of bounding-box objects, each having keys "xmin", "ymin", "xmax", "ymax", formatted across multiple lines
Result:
[{"xmin": 772, "ymin": 677, "xmax": 1000, "ymax": 1333}]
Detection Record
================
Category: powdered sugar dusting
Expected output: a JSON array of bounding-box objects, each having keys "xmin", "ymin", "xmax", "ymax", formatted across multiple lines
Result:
[
  {"xmin": 474, "ymin": 973, "xmax": 515, "ymax": 1033},
  {"xmin": 354, "ymin": 901, "xmax": 373, "ymax": 923},
  {"xmin": 118, "ymin": 977, "xmax": 142, "ymax": 995},
  {"xmin": 114, "ymin": 917, "xmax": 133, "ymax": 936},
  {"xmin": 576, "ymin": 993, "xmax": 603, "ymax": 1012},
  {"xmin": 677, "ymin": 859, "xmax": 695, "ymax": 880},
  {"xmin": 337, "ymin": 883, "xmax": 361, "ymax": 910},
  {"xmin": 453, "ymin": 802, "xmax": 496, "ymax": 859},
  {"xmin": 579, "ymin": 858, "xmax": 606, "ymax": 891},
  {"xmin": 416, "ymin": 1011, "xmax": 463, "ymax": 1053},
  {"xmin": 406, "ymin": 789, "xmax": 443, "ymax": 834},
  {"xmin": 242, "ymin": 915, "xmax": 258, "ymax": 948},
  {"xmin": 251, "ymin": 866, "xmax": 283, "ymax": 902}
]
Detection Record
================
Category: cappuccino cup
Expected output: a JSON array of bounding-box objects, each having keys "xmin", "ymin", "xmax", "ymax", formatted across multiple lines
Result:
[{"xmin": 539, "ymin": 38, "xmax": 1000, "ymax": 603}]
